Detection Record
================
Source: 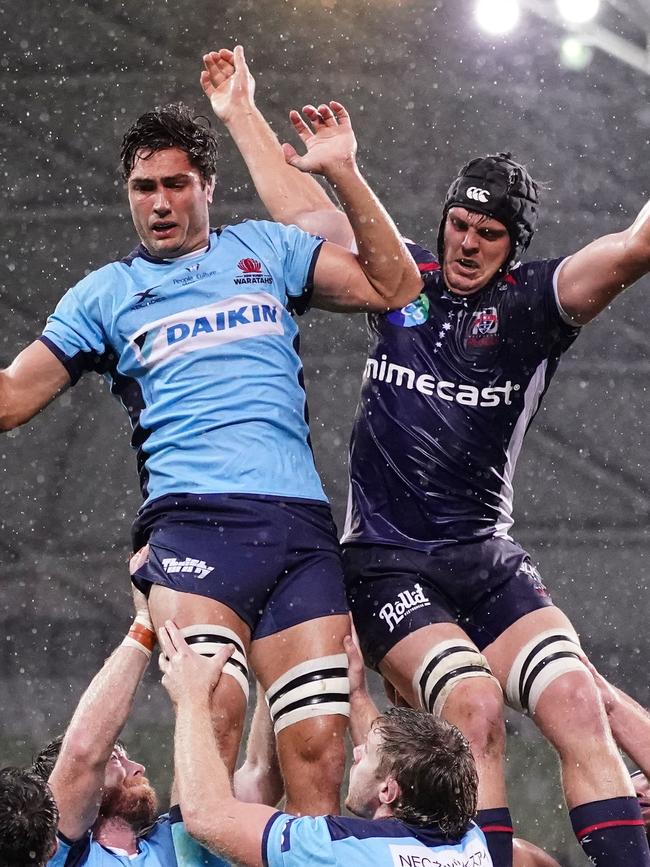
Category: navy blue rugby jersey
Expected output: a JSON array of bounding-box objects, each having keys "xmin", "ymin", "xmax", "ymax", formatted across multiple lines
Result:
[{"xmin": 341, "ymin": 243, "xmax": 580, "ymax": 551}]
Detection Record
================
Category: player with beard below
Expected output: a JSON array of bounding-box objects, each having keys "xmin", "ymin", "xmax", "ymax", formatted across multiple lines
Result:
[
  {"xmin": 205, "ymin": 46, "xmax": 650, "ymax": 867},
  {"xmin": 41, "ymin": 549, "xmax": 228, "ymax": 867}
]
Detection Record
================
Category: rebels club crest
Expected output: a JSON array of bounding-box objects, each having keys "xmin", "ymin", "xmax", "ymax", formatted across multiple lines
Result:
[{"xmin": 467, "ymin": 306, "xmax": 499, "ymax": 347}]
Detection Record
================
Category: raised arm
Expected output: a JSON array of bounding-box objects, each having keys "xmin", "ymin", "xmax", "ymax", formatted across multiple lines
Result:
[
  {"xmin": 160, "ymin": 622, "xmax": 274, "ymax": 867},
  {"xmin": 48, "ymin": 553, "xmax": 155, "ymax": 841},
  {"xmin": 201, "ymin": 46, "xmax": 353, "ymax": 247},
  {"xmin": 557, "ymin": 199, "xmax": 650, "ymax": 324},
  {"xmin": 0, "ymin": 340, "xmax": 70, "ymax": 430},
  {"xmin": 202, "ymin": 47, "xmax": 421, "ymax": 312}
]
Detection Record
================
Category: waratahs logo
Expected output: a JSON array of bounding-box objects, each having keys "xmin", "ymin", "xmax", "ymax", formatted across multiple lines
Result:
[
  {"xmin": 234, "ymin": 258, "xmax": 272, "ymax": 285},
  {"xmin": 387, "ymin": 293, "xmax": 430, "ymax": 328}
]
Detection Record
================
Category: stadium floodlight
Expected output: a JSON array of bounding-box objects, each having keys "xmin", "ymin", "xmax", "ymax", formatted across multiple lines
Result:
[
  {"xmin": 555, "ymin": 0, "xmax": 600, "ymax": 25},
  {"xmin": 474, "ymin": 0, "xmax": 521, "ymax": 36},
  {"xmin": 560, "ymin": 36, "xmax": 594, "ymax": 69}
]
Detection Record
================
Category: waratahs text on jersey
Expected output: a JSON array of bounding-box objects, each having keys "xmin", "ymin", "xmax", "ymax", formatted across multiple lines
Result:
[{"xmin": 364, "ymin": 354, "xmax": 520, "ymax": 407}]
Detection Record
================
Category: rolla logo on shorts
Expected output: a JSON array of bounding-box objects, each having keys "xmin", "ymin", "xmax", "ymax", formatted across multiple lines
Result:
[
  {"xmin": 466, "ymin": 186, "xmax": 490, "ymax": 203},
  {"xmin": 128, "ymin": 291, "xmax": 284, "ymax": 368},
  {"xmin": 379, "ymin": 584, "xmax": 431, "ymax": 633}
]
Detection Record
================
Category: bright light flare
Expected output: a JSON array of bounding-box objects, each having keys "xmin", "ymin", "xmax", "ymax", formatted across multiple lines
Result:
[
  {"xmin": 556, "ymin": 0, "xmax": 600, "ymax": 25},
  {"xmin": 474, "ymin": 0, "xmax": 521, "ymax": 36},
  {"xmin": 560, "ymin": 36, "xmax": 593, "ymax": 69}
]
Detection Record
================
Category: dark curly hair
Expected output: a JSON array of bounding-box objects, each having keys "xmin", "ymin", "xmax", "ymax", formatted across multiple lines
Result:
[
  {"xmin": 374, "ymin": 707, "xmax": 478, "ymax": 837},
  {"xmin": 120, "ymin": 103, "xmax": 219, "ymax": 184},
  {"xmin": 0, "ymin": 767, "xmax": 58, "ymax": 867}
]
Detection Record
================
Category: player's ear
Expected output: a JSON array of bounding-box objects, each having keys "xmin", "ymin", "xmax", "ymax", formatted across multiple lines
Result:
[{"xmin": 379, "ymin": 776, "xmax": 400, "ymax": 807}]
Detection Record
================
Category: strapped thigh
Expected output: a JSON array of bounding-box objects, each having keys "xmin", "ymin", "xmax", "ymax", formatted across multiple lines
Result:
[
  {"xmin": 505, "ymin": 628, "xmax": 584, "ymax": 715},
  {"xmin": 180, "ymin": 624, "xmax": 249, "ymax": 700},
  {"xmin": 265, "ymin": 654, "xmax": 350, "ymax": 734},
  {"xmin": 413, "ymin": 638, "xmax": 498, "ymax": 716}
]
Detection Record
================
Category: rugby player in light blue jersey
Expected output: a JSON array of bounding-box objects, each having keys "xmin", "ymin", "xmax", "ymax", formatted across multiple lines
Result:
[
  {"xmin": 0, "ymin": 46, "xmax": 423, "ymax": 818},
  {"xmin": 40, "ymin": 549, "xmax": 229, "ymax": 867},
  {"xmin": 209, "ymin": 47, "xmax": 650, "ymax": 867},
  {"xmin": 158, "ymin": 620, "xmax": 492, "ymax": 867}
]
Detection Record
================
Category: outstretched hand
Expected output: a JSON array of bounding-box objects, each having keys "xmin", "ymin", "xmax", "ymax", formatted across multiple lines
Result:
[
  {"xmin": 283, "ymin": 101, "xmax": 357, "ymax": 177},
  {"xmin": 159, "ymin": 619, "xmax": 234, "ymax": 707},
  {"xmin": 129, "ymin": 544, "xmax": 153, "ymax": 630},
  {"xmin": 201, "ymin": 45, "xmax": 256, "ymax": 123},
  {"xmin": 344, "ymin": 621, "xmax": 367, "ymax": 698}
]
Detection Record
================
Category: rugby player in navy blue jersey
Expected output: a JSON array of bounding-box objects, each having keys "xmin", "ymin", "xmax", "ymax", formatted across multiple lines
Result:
[
  {"xmin": 208, "ymin": 46, "xmax": 650, "ymax": 867},
  {"xmin": 0, "ymin": 52, "xmax": 422, "ymax": 818}
]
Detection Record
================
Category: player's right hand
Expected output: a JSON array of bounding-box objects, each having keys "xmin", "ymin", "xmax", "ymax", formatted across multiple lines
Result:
[
  {"xmin": 159, "ymin": 619, "xmax": 234, "ymax": 707},
  {"xmin": 343, "ymin": 621, "xmax": 367, "ymax": 699},
  {"xmin": 201, "ymin": 45, "xmax": 256, "ymax": 124}
]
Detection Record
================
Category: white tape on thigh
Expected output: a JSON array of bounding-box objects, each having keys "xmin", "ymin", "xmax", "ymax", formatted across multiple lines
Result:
[
  {"xmin": 180, "ymin": 624, "xmax": 249, "ymax": 700},
  {"xmin": 412, "ymin": 639, "xmax": 496, "ymax": 717},
  {"xmin": 266, "ymin": 654, "xmax": 350, "ymax": 734},
  {"xmin": 505, "ymin": 628, "xmax": 584, "ymax": 715}
]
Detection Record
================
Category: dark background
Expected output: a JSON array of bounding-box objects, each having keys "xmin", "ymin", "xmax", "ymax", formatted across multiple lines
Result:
[{"xmin": 1, "ymin": 1, "xmax": 649, "ymax": 862}]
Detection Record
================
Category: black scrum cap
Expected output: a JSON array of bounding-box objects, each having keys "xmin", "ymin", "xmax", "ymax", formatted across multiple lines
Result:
[{"xmin": 437, "ymin": 152, "xmax": 540, "ymax": 273}]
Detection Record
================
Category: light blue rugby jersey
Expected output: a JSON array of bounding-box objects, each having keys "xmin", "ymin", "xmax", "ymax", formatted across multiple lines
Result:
[
  {"xmin": 263, "ymin": 812, "xmax": 493, "ymax": 867},
  {"xmin": 48, "ymin": 808, "xmax": 229, "ymax": 866},
  {"xmin": 40, "ymin": 221, "xmax": 327, "ymax": 506}
]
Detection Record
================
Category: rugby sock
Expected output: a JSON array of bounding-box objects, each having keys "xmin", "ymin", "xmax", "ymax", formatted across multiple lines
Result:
[
  {"xmin": 570, "ymin": 796, "xmax": 650, "ymax": 866},
  {"xmin": 476, "ymin": 807, "xmax": 514, "ymax": 867}
]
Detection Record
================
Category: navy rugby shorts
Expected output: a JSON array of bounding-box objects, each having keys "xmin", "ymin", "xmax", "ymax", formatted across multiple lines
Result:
[
  {"xmin": 343, "ymin": 536, "xmax": 553, "ymax": 669},
  {"xmin": 131, "ymin": 494, "xmax": 349, "ymax": 639}
]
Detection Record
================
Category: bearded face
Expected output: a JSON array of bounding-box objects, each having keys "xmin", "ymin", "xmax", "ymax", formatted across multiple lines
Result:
[{"xmin": 99, "ymin": 774, "xmax": 159, "ymax": 834}]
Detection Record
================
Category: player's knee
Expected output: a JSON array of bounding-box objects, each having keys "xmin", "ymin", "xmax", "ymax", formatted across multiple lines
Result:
[
  {"xmin": 444, "ymin": 678, "xmax": 505, "ymax": 757},
  {"xmin": 534, "ymin": 671, "xmax": 609, "ymax": 750}
]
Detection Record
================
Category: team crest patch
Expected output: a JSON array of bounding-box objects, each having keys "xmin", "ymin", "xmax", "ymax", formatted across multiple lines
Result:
[
  {"xmin": 234, "ymin": 258, "xmax": 273, "ymax": 285},
  {"xmin": 467, "ymin": 306, "xmax": 499, "ymax": 347},
  {"xmin": 387, "ymin": 293, "xmax": 430, "ymax": 327}
]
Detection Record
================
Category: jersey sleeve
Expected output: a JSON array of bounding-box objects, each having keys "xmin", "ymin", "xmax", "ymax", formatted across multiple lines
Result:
[
  {"xmin": 39, "ymin": 272, "xmax": 109, "ymax": 385},
  {"xmin": 168, "ymin": 806, "xmax": 231, "ymax": 867},
  {"xmin": 263, "ymin": 812, "xmax": 337, "ymax": 867},
  {"xmin": 46, "ymin": 831, "xmax": 90, "ymax": 866},
  {"xmin": 511, "ymin": 256, "xmax": 581, "ymax": 354},
  {"xmin": 264, "ymin": 222, "xmax": 325, "ymax": 315}
]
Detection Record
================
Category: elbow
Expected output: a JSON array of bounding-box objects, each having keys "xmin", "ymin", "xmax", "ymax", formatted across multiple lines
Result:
[
  {"xmin": 59, "ymin": 732, "xmax": 108, "ymax": 773},
  {"xmin": 182, "ymin": 803, "xmax": 221, "ymax": 848},
  {"xmin": 380, "ymin": 270, "xmax": 423, "ymax": 311},
  {"xmin": 0, "ymin": 411, "xmax": 25, "ymax": 432},
  {"xmin": 0, "ymin": 379, "xmax": 25, "ymax": 431}
]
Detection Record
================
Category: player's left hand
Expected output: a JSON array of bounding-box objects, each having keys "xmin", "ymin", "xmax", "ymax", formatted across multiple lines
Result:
[
  {"xmin": 344, "ymin": 620, "xmax": 368, "ymax": 700},
  {"xmin": 282, "ymin": 101, "xmax": 357, "ymax": 178},
  {"xmin": 129, "ymin": 545, "xmax": 154, "ymax": 631},
  {"xmin": 201, "ymin": 45, "xmax": 256, "ymax": 124},
  {"xmin": 158, "ymin": 620, "xmax": 234, "ymax": 707}
]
